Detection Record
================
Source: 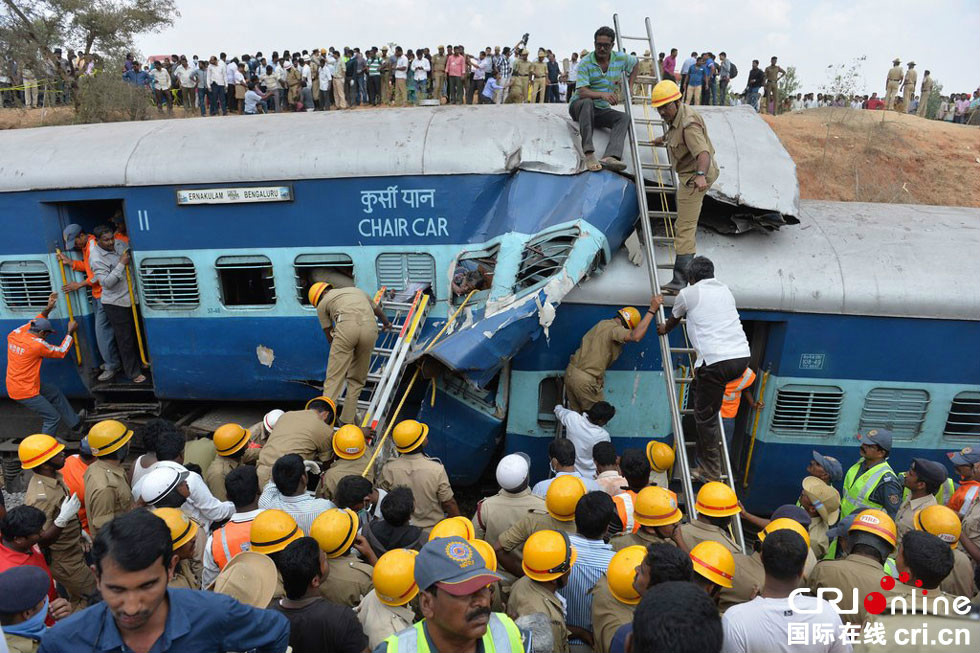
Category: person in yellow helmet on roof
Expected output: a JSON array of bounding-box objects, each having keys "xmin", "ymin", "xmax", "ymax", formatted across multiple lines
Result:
[
  {"xmin": 563, "ymin": 300, "xmax": 658, "ymax": 412},
  {"xmin": 308, "ymin": 281, "xmax": 391, "ymax": 426}
]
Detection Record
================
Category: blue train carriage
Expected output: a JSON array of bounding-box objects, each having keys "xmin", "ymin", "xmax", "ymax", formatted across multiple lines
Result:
[
  {"xmin": 0, "ymin": 106, "xmax": 639, "ymax": 435},
  {"xmin": 505, "ymin": 199, "xmax": 980, "ymax": 512}
]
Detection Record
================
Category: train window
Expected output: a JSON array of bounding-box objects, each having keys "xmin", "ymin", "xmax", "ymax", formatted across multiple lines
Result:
[
  {"xmin": 376, "ymin": 253, "xmax": 436, "ymax": 293},
  {"xmin": 537, "ymin": 376, "xmax": 562, "ymax": 428},
  {"xmin": 943, "ymin": 391, "xmax": 980, "ymax": 438},
  {"xmin": 139, "ymin": 257, "xmax": 200, "ymax": 309},
  {"xmin": 452, "ymin": 245, "xmax": 499, "ymax": 306},
  {"xmin": 858, "ymin": 388, "xmax": 930, "ymax": 440},
  {"xmin": 771, "ymin": 384, "xmax": 844, "ymax": 435},
  {"xmin": 514, "ymin": 227, "xmax": 580, "ymax": 293},
  {"xmin": 0, "ymin": 260, "xmax": 52, "ymax": 310},
  {"xmin": 215, "ymin": 255, "xmax": 276, "ymax": 307},
  {"xmin": 294, "ymin": 254, "xmax": 355, "ymax": 306}
]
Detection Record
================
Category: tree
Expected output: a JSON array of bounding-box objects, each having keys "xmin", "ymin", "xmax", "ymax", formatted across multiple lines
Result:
[
  {"xmin": 777, "ymin": 65, "xmax": 801, "ymax": 110},
  {"xmin": 926, "ymin": 81, "xmax": 943, "ymax": 120}
]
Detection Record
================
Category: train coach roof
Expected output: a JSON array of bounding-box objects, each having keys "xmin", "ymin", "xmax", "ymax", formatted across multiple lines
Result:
[{"xmin": 566, "ymin": 200, "xmax": 980, "ymax": 321}]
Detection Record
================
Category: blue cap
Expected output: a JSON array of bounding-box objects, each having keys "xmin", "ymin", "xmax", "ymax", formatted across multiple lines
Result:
[
  {"xmin": 948, "ymin": 447, "xmax": 980, "ymax": 466},
  {"xmin": 772, "ymin": 504, "xmax": 812, "ymax": 528},
  {"xmin": 79, "ymin": 436, "xmax": 92, "ymax": 456},
  {"xmin": 812, "ymin": 450, "xmax": 844, "ymax": 484},
  {"xmin": 909, "ymin": 458, "xmax": 947, "ymax": 486},
  {"xmin": 63, "ymin": 223, "xmax": 82, "ymax": 249},
  {"xmin": 30, "ymin": 317, "xmax": 54, "ymax": 333},
  {"xmin": 858, "ymin": 428, "xmax": 893, "ymax": 452},
  {"xmin": 415, "ymin": 537, "xmax": 501, "ymax": 596},
  {"xmin": 0, "ymin": 566, "xmax": 50, "ymax": 614}
]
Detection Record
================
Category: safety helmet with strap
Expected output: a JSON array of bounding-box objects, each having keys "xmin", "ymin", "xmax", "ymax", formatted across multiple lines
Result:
[
  {"xmin": 651, "ymin": 80, "xmax": 682, "ymax": 107},
  {"xmin": 607, "ymin": 545, "xmax": 645, "ymax": 605},
  {"xmin": 695, "ymin": 481, "xmax": 740, "ymax": 517},
  {"xmin": 214, "ymin": 423, "xmax": 250, "ymax": 457},
  {"xmin": 545, "ymin": 475, "xmax": 587, "ymax": 522},
  {"xmin": 374, "ymin": 549, "xmax": 420, "ymax": 607},
  {"xmin": 617, "ymin": 306, "xmax": 641, "ymax": 329},
  {"xmin": 311, "ymin": 508, "xmax": 359, "ymax": 558},
  {"xmin": 87, "ymin": 420, "xmax": 134, "ymax": 457},
  {"xmin": 152, "ymin": 507, "xmax": 199, "ymax": 549},
  {"xmin": 913, "ymin": 504, "xmax": 961, "ymax": 549},
  {"xmin": 645, "ymin": 441, "xmax": 674, "ymax": 474},
  {"xmin": 634, "ymin": 486, "xmax": 682, "ymax": 527},
  {"xmin": 250, "ymin": 509, "xmax": 303, "ymax": 554},
  {"xmin": 690, "ymin": 541, "xmax": 735, "ymax": 588},
  {"xmin": 428, "ymin": 516, "xmax": 475, "ymax": 542},
  {"xmin": 522, "ymin": 529, "xmax": 578, "ymax": 582},
  {"xmin": 18, "ymin": 434, "xmax": 64, "ymax": 470},
  {"xmin": 332, "ymin": 424, "xmax": 366, "ymax": 460},
  {"xmin": 392, "ymin": 420, "xmax": 428, "ymax": 454}
]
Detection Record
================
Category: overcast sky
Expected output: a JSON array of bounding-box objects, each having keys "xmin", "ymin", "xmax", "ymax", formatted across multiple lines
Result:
[{"xmin": 135, "ymin": 0, "xmax": 978, "ymax": 94}]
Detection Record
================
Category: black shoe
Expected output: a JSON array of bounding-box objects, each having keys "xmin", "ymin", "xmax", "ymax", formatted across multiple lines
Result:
[{"xmin": 71, "ymin": 409, "xmax": 88, "ymax": 432}]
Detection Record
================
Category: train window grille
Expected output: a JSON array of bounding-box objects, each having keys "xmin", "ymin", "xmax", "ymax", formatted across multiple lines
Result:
[
  {"xmin": 858, "ymin": 388, "xmax": 930, "ymax": 439},
  {"xmin": 514, "ymin": 227, "xmax": 580, "ymax": 293},
  {"xmin": 0, "ymin": 260, "xmax": 53, "ymax": 310},
  {"xmin": 375, "ymin": 253, "xmax": 435, "ymax": 292},
  {"xmin": 294, "ymin": 254, "xmax": 355, "ymax": 306},
  {"xmin": 139, "ymin": 257, "xmax": 200, "ymax": 309},
  {"xmin": 771, "ymin": 384, "xmax": 844, "ymax": 435},
  {"xmin": 943, "ymin": 391, "xmax": 980, "ymax": 438},
  {"xmin": 215, "ymin": 255, "xmax": 276, "ymax": 307}
]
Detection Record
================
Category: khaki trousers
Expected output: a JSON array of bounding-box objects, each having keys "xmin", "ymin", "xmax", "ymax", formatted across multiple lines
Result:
[
  {"xmin": 902, "ymin": 86, "xmax": 914, "ymax": 111},
  {"xmin": 531, "ymin": 78, "xmax": 546, "ymax": 103},
  {"xmin": 564, "ymin": 364, "xmax": 603, "ymax": 413},
  {"xmin": 507, "ymin": 77, "xmax": 528, "ymax": 103},
  {"xmin": 916, "ymin": 93, "xmax": 929, "ymax": 117},
  {"xmin": 323, "ymin": 320, "xmax": 379, "ymax": 424},
  {"xmin": 394, "ymin": 78, "xmax": 407, "ymax": 106},
  {"xmin": 684, "ymin": 84, "xmax": 701, "ymax": 105},
  {"xmin": 674, "ymin": 174, "xmax": 708, "ymax": 256},
  {"xmin": 333, "ymin": 78, "xmax": 347, "ymax": 108},
  {"xmin": 885, "ymin": 81, "xmax": 900, "ymax": 110},
  {"xmin": 432, "ymin": 72, "xmax": 446, "ymax": 99},
  {"xmin": 50, "ymin": 548, "xmax": 97, "ymax": 610},
  {"xmin": 381, "ymin": 72, "xmax": 392, "ymax": 104}
]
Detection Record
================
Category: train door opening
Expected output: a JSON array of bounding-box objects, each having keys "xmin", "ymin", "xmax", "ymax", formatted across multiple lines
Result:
[{"xmin": 729, "ymin": 320, "xmax": 772, "ymax": 479}]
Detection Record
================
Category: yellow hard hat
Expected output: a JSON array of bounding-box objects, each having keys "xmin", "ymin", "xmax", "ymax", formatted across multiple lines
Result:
[
  {"xmin": 759, "ymin": 517, "xmax": 811, "ymax": 549},
  {"xmin": 634, "ymin": 486, "xmax": 682, "ymax": 527},
  {"xmin": 914, "ymin": 504, "xmax": 961, "ymax": 549},
  {"xmin": 646, "ymin": 441, "xmax": 675, "ymax": 473},
  {"xmin": 428, "ymin": 516, "xmax": 476, "ymax": 542},
  {"xmin": 522, "ymin": 530, "xmax": 577, "ymax": 581},
  {"xmin": 607, "ymin": 545, "xmax": 646, "ymax": 605},
  {"xmin": 250, "ymin": 509, "xmax": 303, "ymax": 554},
  {"xmin": 373, "ymin": 549, "xmax": 419, "ymax": 606},
  {"xmin": 848, "ymin": 509, "xmax": 897, "ymax": 548},
  {"xmin": 545, "ymin": 475, "xmax": 587, "ymax": 521},
  {"xmin": 152, "ymin": 507, "xmax": 199, "ymax": 549},
  {"xmin": 332, "ymin": 425, "xmax": 366, "ymax": 460},
  {"xmin": 617, "ymin": 306, "xmax": 641, "ymax": 329},
  {"xmin": 308, "ymin": 281, "xmax": 332, "ymax": 306},
  {"xmin": 695, "ymin": 481, "xmax": 740, "ymax": 517},
  {"xmin": 392, "ymin": 419, "xmax": 428, "ymax": 454},
  {"xmin": 470, "ymin": 539, "xmax": 498, "ymax": 572},
  {"xmin": 18, "ymin": 434, "xmax": 64, "ymax": 469},
  {"xmin": 690, "ymin": 541, "xmax": 734, "ymax": 588},
  {"xmin": 88, "ymin": 419, "xmax": 134, "ymax": 457},
  {"xmin": 651, "ymin": 79, "xmax": 682, "ymax": 108},
  {"xmin": 310, "ymin": 508, "xmax": 359, "ymax": 558},
  {"xmin": 214, "ymin": 423, "xmax": 250, "ymax": 457}
]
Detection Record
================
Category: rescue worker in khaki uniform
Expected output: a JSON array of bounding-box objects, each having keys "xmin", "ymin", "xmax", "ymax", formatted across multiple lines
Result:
[
  {"xmin": 310, "ymin": 282, "xmax": 390, "ymax": 426},
  {"xmin": 895, "ymin": 458, "xmax": 945, "ymax": 541},
  {"xmin": 204, "ymin": 423, "xmax": 250, "ymax": 502},
  {"xmin": 610, "ymin": 486, "xmax": 685, "ymax": 551},
  {"xmin": 508, "ymin": 50, "xmax": 530, "ymax": 103},
  {"xmin": 917, "ymin": 70, "xmax": 933, "ymax": 117},
  {"xmin": 799, "ymin": 476, "xmax": 841, "ymax": 560},
  {"xmin": 310, "ymin": 508, "xmax": 375, "ymax": 607},
  {"xmin": 762, "ymin": 56, "xmax": 784, "ymax": 114},
  {"xmin": 472, "ymin": 453, "xmax": 544, "ymax": 549},
  {"xmin": 564, "ymin": 302, "xmax": 656, "ymax": 412},
  {"xmin": 885, "ymin": 58, "xmax": 903, "ymax": 110},
  {"xmin": 431, "ymin": 46, "xmax": 447, "ymax": 101},
  {"xmin": 19, "ymin": 434, "xmax": 94, "ymax": 609},
  {"xmin": 650, "ymin": 79, "xmax": 720, "ymax": 293},
  {"xmin": 248, "ymin": 509, "xmax": 304, "ymax": 600},
  {"xmin": 320, "ymin": 425, "xmax": 376, "ymax": 500},
  {"xmin": 677, "ymin": 482, "xmax": 741, "ymax": 554},
  {"xmin": 244, "ymin": 409, "xmax": 283, "ymax": 465},
  {"xmin": 530, "ymin": 49, "xmax": 549, "ymax": 103},
  {"xmin": 153, "ymin": 508, "xmax": 200, "ymax": 589},
  {"xmin": 378, "ymin": 420, "xmax": 460, "ymax": 530},
  {"xmin": 356, "ymin": 549, "xmax": 418, "ymax": 649},
  {"xmin": 908, "ymin": 504, "xmax": 977, "ymax": 598},
  {"xmin": 634, "ymin": 50, "xmax": 654, "ymax": 99},
  {"xmin": 901, "ymin": 61, "xmax": 917, "ymax": 111},
  {"xmin": 507, "ymin": 530, "xmax": 575, "ymax": 653},
  {"xmin": 83, "ymin": 420, "xmax": 134, "ymax": 538},
  {"xmin": 718, "ymin": 518, "xmax": 811, "ymax": 612},
  {"xmin": 379, "ymin": 47, "xmax": 392, "ymax": 105},
  {"xmin": 255, "ymin": 397, "xmax": 336, "ymax": 488},
  {"xmin": 591, "ymin": 546, "xmax": 643, "ymax": 653}
]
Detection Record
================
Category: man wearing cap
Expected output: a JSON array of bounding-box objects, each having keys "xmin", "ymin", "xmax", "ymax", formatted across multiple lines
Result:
[
  {"xmin": 431, "ymin": 45, "xmax": 447, "ymax": 101},
  {"xmin": 321, "ymin": 425, "xmax": 376, "ymax": 501},
  {"xmin": 0, "ymin": 565, "xmax": 60, "ymax": 651},
  {"xmin": 799, "ymin": 476, "xmax": 841, "ymax": 560},
  {"xmin": 530, "ymin": 49, "xmax": 548, "ymax": 103},
  {"xmin": 376, "ymin": 536, "xmax": 524, "ymax": 653},
  {"xmin": 895, "ymin": 458, "xmax": 946, "ymax": 541},
  {"xmin": 840, "ymin": 428, "xmax": 901, "ymax": 521},
  {"xmin": 946, "ymin": 447, "xmax": 980, "ymax": 516},
  {"xmin": 901, "ymin": 61, "xmax": 917, "ymax": 111},
  {"xmin": 473, "ymin": 454, "xmax": 544, "ymax": 549},
  {"xmin": 256, "ymin": 398, "xmax": 337, "ymax": 488},
  {"xmin": 84, "ymin": 420, "xmax": 135, "ymax": 538},
  {"xmin": 204, "ymin": 424, "xmax": 250, "ymax": 501},
  {"xmin": 507, "ymin": 530, "xmax": 574, "ymax": 652},
  {"xmin": 809, "ymin": 450, "xmax": 844, "ymax": 487},
  {"xmin": 885, "ymin": 58, "xmax": 903, "ymax": 110},
  {"xmin": 508, "ymin": 49, "xmax": 530, "ymax": 103},
  {"xmin": 5, "ymin": 292, "xmax": 83, "ymax": 436}
]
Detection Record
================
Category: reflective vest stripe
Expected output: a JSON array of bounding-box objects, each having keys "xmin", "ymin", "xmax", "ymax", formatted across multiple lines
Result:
[
  {"xmin": 211, "ymin": 520, "xmax": 252, "ymax": 569},
  {"xmin": 959, "ymin": 486, "xmax": 980, "ymax": 518},
  {"xmin": 936, "ymin": 478, "xmax": 956, "ymax": 507},
  {"xmin": 385, "ymin": 614, "xmax": 524, "ymax": 653},
  {"xmin": 841, "ymin": 461, "xmax": 893, "ymax": 517},
  {"xmin": 721, "ymin": 368, "xmax": 756, "ymax": 418},
  {"xmin": 614, "ymin": 491, "xmax": 638, "ymax": 534}
]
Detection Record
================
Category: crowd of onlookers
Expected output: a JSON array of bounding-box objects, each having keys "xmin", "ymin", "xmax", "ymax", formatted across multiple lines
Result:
[{"xmin": 778, "ymin": 90, "xmax": 980, "ymax": 123}]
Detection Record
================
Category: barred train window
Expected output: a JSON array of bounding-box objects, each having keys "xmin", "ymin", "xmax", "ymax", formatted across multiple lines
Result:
[
  {"xmin": 771, "ymin": 384, "xmax": 844, "ymax": 435},
  {"xmin": 944, "ymin": 391, "xmax": 980, "ymax": 438},
  {"xmin": 0, "ymin": 260, "xmax": 53, "ymax": 310},
  {"xmin": 295, "ymin": 254, "xmax": 355, "ymax": 305},
  {"xmin": 375, "ymin": 253, "xmax": 435, "ymax": 292},
  {"xmin": 858, "ymin": 388, "xmax": 929, "ymax": 439},
  {"xmin": 139, "ymin": 257, "xmax": 200, "ymax": 309},
  {"xmin": 215, "ymin": 255, "xmax": 276, "ymax": 307},
  {"xmin": 514, "ymin": 227, "xmax": 580, "ymax": 292}
]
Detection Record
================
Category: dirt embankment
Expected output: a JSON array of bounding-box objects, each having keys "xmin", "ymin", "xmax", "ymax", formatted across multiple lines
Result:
[{"xmin": 763, "ymin": 107, "xmax": 980, "ymax": 207}]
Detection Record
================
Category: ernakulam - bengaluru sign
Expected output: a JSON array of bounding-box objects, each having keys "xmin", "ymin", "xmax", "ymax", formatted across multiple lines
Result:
[{"xmin": 176, "ymin": 186, "xmax": 292, "ymax": 205}]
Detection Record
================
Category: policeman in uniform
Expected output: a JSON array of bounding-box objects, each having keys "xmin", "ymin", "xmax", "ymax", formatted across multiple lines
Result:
[
  {"xmin": 249, "ymin": 508, "xmax": 303, "ymax": 600},
  {"xmin": 564, "ymin": 302, "xmax": 656, "ymax": 412},
  {"xmin": 689, "ymin": 540, "xmax": 734, "ymax": 605},
  {"xmin": 762, "ymin": 56, "xmax": 784, "ymax": 114},
  {"xmin": 204, "ymin": 423, "xmax": 250, "ymax": 501},
  {"xmin": 472, "ymin": 453, "xmax": 545, "ymax": 549},
  {"xmin": 808, "ymin": 450, "xmax": 844, "ymax": 487},
  {"xmin": 610, "ymin": 486, "xmax": 684, "ymax": 551},
  {"xmin": 840, "ymin": 429, "xmax": 902, "ymax": 521},
  {"xmin": 901, "ymin": 61, "xmax": 917, "ymax": 111},
  {"xmin": 530, "ymin": 49, "xmax": 548, "ymax": 103},
  {"xmin": 431, "ymin": 45, "xmax": 447, "ymax": 101},
  {"xmin": 508, "ymin": 49, "xmax": 530, "ymax": 103},
  {"xmin": 153, "ymin": 508, "xmax": 200, "ymax": 589},
  {"xmin": 356, "ymin": 549, "xmax": 418, "ymax": 649},
  {"xmin": 310, "ymin": 282, "xmax": 390, "ymax": 426},
  {"xmin": 83, "ymin": 419, "xmax": 134, "ymax": 537},
  {"xmin": 885, "ymin": 58, "xmax": 903, "ymax": 110},
  {"xmin": 507, "ymin": 530, "xmax": 573, "ymax": 652},
  {"xmin": 894, "ymin": 457, "xmax": 946, "ymax": 541},
  {"xmin": 310, "ymin": 508, "xmax": 375, "ymax": 607},
  {"xmin": 19, "ymin": 433, "xmax": 94, "ymax": 609},
  {"xmin": 911, "ymin": 504, "xmax": 976, "ymax": 598},
  {"xmin": 799, "ymin": 476, "xmax": 840, "ymax": 560},
  {"xmin": 591, "ymin": 546, "xmax": 643, "ymax": 653},
  {"xmin": 378, "ymin": 420, "xmax": 460, "ymax": 530},
  {"xmin": 917, "ymin": 70, "xmax": 933, "ymax": 117},
  {"xmin": 678, "ymin": 482, "xmax": 741, "ymax": 554},
  {"xmin": 320, "ymin": 425, "xmax": 375, "ymax": 500},
  {"xmin": 256, "ymin": 397, "xmax": 336, "ymax": 488}
]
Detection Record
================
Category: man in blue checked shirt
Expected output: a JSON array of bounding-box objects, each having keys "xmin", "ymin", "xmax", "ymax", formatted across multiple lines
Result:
[{"xmin": 568, "ymin": 26, "xmax": 638, "ymax": 173}]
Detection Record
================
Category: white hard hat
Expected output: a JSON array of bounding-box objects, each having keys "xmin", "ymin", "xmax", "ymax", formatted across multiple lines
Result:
[
  {"xmin": 263, "ymin": 409, "xmax": 284, "ymax": 432},
  {"xmin": 496, "ymin": 453, "xmax": 530, "ymax": 491},
  {"xmin": 140, "ymin": 466, "xmax": 189, "ymax": 506}
]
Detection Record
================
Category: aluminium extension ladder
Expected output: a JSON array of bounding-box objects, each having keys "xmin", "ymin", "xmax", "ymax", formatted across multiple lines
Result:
[{"xmin": 612, "ymin": 14, "xmax": 746, "ymax": 553}]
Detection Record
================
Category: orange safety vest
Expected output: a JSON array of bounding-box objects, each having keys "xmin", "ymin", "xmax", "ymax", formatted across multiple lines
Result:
[
  {"xmin": 613, "ymin": 490, "xmax": 640, "ymax": 534},
  {"xmin": 61, "ymin": 455, "xmax": 90, "ymax": 533},
  {"xmin": 211, "ymin": 519, "xmax": 253, "ymax": 570},
  {"xmin": 721, "ymin": 368, "xmax": 757, "ymax": 419},
  {"xmin": 68, "ymin": 235, "xmax": 104, "ymax": 299}
]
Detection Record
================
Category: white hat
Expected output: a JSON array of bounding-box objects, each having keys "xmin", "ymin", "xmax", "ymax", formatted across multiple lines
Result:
[
  {"xmin": 263, "ymin": 409, "xmax": 284, "ymax": 432},
  {"xmin": 496, "ymin": 453, "xmax": 530, "ymax": 491},
  {"xmin": 140, "ymin": 467, "xmax": 189, "ymax": 506},
  {"xmin": 283, "ymin": 60, "xmax": 292, "ymax": 69}
]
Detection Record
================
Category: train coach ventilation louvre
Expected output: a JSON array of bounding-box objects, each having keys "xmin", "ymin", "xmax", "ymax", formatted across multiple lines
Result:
[{"xmin": 613, "ymin": 13, "xmax": 746, "ymax": 553}]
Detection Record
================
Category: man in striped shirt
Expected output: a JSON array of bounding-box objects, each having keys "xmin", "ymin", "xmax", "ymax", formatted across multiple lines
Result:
[{"xmin": 569, "ymin": 26, "xmax": 638, "ymax": 172}]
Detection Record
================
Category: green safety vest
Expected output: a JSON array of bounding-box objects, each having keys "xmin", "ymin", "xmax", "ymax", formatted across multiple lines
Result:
[
  {"xmin": 883, "ymin": 556, "xmax": 898, "ymax": 577},
  {"xmin": 900, "ymin": 476, "xmax": 957, "ymax": 507},
  {"xmin": 385, "ymin": 614, "xmax": 524, "ymax": 653},
  {"xmin": 841, "ymin": 460, "xmax": 895, "ymax": 518}
]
